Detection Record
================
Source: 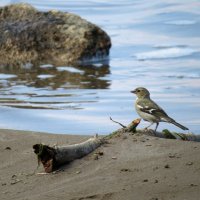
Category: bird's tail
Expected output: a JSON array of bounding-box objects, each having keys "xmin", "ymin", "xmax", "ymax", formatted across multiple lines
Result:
[{"xmin": 170, "ymin": 120, "xmax": 189, "ymax": 130}]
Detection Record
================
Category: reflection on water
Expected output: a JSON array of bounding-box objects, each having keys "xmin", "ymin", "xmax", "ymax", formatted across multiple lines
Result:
[
  {"xmin": 0, "ymin": 0, "xmax": 200, "ymax": 134},
  {"xmin": 0, "ymin": 63, "xmax": 110, "ymax": 109}
]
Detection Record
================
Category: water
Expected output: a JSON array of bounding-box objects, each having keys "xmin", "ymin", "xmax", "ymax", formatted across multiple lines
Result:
[{"xmin": 0, "ymin": 0, "xmax": 200, "ymax": 134}]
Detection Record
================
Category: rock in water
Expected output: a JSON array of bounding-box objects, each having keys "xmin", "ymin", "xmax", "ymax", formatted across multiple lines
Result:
[{"xmin": 0, "ymin": 3, "xmax": 111, "ymax": 66}]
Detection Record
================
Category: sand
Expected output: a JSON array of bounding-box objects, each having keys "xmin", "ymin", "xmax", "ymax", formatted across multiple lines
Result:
[{"xmin": 1, "ymin": 129, "xmax": 200, "ymax": 200}]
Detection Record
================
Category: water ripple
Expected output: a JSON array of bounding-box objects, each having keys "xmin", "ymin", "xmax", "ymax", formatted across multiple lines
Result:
[{"xmin": 135, "ymin": 47, "xmax": 198, "ymax": 60}]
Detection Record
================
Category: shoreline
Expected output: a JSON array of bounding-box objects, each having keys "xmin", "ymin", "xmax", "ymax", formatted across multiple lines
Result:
[{"xmin": 1, "ymin": 129, "xmax": 200, "ymax": 200}]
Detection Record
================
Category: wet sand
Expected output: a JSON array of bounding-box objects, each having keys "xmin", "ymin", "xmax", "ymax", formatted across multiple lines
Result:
[{"xmin": 1, "ymin": 129, "xmax": 200, "ymax": 200}]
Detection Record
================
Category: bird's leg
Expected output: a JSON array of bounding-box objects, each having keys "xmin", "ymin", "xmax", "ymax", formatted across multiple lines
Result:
[
  {"xmin": 154, "ymin": 122, "xmax": 159, "ymax": 132},
  {"xmin": 144, "ymin": 122, "xmax": 154, "ymax": 130}
]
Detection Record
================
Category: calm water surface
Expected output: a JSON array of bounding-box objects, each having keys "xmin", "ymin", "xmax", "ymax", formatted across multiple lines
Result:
[{"xmin": 0, "ymin": 0, "xmax": 200, "ymax": 134}]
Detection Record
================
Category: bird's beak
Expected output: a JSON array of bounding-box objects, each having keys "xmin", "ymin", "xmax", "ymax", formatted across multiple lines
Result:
[{"xmin": 130, "ymin": 90, "xmax": 136, "ymax": 94}]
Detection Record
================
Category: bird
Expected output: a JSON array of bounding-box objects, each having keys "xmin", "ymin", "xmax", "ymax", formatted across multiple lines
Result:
[{"xmin": 131, "ymin": 87, "xmax": 189, "ymax": 132}]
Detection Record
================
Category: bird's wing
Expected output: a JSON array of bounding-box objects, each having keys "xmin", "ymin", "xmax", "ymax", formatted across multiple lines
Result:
[{"xmin": 137, "ymin": 99, "xmax": 169, "ymax": 121}]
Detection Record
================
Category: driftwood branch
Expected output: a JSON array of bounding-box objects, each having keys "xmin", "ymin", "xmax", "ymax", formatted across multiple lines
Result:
[
  {"xmin": 32, "ymin": 118, "xmax": 141, "ymax": 173},
  {"xmin": 33, "ymin": 135, "xmax": 104, "ymax": 173}
]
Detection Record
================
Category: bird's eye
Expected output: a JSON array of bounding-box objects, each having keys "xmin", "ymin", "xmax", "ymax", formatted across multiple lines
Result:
[{"xmin": 137, "ymin": 89, "xmax": 140, "ymax": 92}]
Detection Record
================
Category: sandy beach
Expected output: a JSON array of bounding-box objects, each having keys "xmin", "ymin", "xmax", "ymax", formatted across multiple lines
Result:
[{"xmin": 1, "ymin": 129, "xmax": 200, "ymax": 200}]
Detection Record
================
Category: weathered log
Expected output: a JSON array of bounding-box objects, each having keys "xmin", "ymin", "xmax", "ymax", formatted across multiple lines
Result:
[
  {"xmin": 32, "ymin": 119, "xmax": 141, "ymax": 173},
  {"xmin": 33, "ymin": 135, "xmax": 104, "ymax": 173}
]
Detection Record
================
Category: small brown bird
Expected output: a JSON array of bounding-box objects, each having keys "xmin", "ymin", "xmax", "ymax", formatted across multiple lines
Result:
[{"xmin": 131, "ymin": 87, "xmax": 189, "ymax": 132}]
